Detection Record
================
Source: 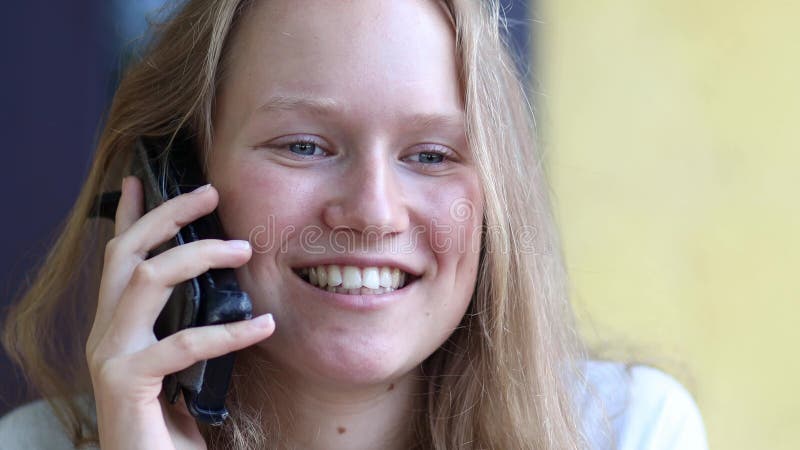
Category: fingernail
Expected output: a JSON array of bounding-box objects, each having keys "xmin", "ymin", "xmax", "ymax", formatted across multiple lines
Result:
[
  {"xmin": 227, "ymin": 239, "xmax": 251, "ymax": 250},
  {"xmin": 191, "ymin": 183, "xmax": 211, "ymax": 194},
  {"xmin": 252, "ymin": 313, "xmax": 274, "ymax": 328}
]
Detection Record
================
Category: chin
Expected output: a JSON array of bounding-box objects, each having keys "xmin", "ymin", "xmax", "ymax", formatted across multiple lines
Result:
[{"xmin": 264, "ymin": 332, "xmax": 419, "ymax": 388}]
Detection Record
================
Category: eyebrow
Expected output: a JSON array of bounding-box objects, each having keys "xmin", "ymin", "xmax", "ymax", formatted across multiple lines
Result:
[
  {"xmin": 254, "ymin": 94, "xmax": 465, "ymax": 132},
  {"xmin": 256, "ymin": 94, "xmax": 340, "ymax": 115}
]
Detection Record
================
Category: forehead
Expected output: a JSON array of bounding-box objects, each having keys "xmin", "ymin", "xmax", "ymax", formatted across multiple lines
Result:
[{"xmin": 218, "ymin": 0, "xmax": 462, "ymax": 125}]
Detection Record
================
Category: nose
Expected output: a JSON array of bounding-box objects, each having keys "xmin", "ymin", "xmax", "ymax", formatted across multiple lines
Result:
[{"xmin": 322, "ymin": 151, "xmax": 410, "ymax": 237}]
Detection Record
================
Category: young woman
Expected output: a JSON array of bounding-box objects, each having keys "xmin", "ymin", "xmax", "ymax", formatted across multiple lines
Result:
[{"xmin": 0, "ymin": 0, "xmax": 707, "ymax": 449}]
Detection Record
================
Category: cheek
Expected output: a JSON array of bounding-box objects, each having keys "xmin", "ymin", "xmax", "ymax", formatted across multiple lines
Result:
[
  {"xmin": 417, "ymin": 177, "xmax": 483, "ymax": 267},
  {"xmin": 211, "ymin": 161, "xmax": 325, "ymax": 315},
  {"xmin": 212, "ymin": 162, "xmax": 321, "ymax": 243},
  {"xmin": 408, "ymin": 174, "xmax": 483, "ymax": 339}
]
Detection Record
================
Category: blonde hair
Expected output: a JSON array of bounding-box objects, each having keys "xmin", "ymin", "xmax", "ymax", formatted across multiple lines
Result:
[{"xmin": 2, "ymin": 0, "xmax": 588, "ymax": 448}]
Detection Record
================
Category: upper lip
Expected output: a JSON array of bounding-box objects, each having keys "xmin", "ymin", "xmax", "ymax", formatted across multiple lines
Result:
[{"xmin": 290, "ymin": 256, "xmax": 423, "ymax": 277}]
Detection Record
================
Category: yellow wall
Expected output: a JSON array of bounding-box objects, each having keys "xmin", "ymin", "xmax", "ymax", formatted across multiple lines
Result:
[{"xmin": 536, "ymin": 1, "xmax": 799, "ymax": 449}]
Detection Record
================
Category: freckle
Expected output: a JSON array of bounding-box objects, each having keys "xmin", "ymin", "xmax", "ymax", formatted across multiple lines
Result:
[
  {"xmin": 387, "ymin": 383, "xmax": 395, "ymax": 391},
  {"xmin": 425, "ymin": 312, "xmax": 431, "ymax": 317},
  {"xmin": 337, "ymin": 426, "xmax": 347, "ymax": 434}
]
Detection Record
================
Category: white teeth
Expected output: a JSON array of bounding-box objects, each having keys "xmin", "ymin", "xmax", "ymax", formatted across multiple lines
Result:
[
  {"xmin": 323, "ymin": 286, "xmax": 396, "ymax": 294},
  {"xmin": 342, "ymin": 266, "xmax": 362, "ymax": 289},
  {"xmin": 298, "ymin": 264, "xmax": 411, "ymax": 291},
  {"xmin": 328, "ymin": 265, "xmax": 342, "ymax": 286},
  {"xmin": 379, "ymin": 267, "xmax": 392, "ymax": 288},
  {"xmin": 316, "ymin": 265, "xmax": 328, "ymax": 287},
  {"xmin": 362, "ymin": 267, "xmax": 380, "ymax": 289}
]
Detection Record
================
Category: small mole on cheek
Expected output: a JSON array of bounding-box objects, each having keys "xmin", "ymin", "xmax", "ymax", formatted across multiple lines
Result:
[
  {"xmin": 337, "ymin": 426, "xmax": 347, "ymax": 434},
  {"xmin": 387, "ymin": 383, "xmax": 395, "ymax": 391},
  {"xmin": 425, "ymin": 312, "xmax": 431, "ymax": 317}
]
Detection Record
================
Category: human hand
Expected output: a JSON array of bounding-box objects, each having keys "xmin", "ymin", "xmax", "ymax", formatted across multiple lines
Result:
[{"xmin": 86, "ymin": 176, "xmax": 274, "ymax": 450}]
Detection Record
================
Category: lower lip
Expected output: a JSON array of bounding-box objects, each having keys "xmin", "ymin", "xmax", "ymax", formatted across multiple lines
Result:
[{"xmin": 289, "ymin": 271, "xmax": 415, "ymax": 311}]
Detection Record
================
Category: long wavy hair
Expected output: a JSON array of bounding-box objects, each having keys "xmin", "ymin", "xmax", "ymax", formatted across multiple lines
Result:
[{"xmin": 2, "ymin": 0, "xmax": 588, "ymax": 448}]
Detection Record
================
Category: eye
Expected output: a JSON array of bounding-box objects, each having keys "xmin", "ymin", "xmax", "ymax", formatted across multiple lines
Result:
[
  {"xmin": 260, "ymin": 136, "xmax": 329, "ymax": 160},
  {"xmin": 416, "ymin": 151, "xmax": 445, "ymax": 164},
  {"xmin": 404, "ymin": 146, "xmax": 454, "ymax": 169},
  {"xmin": 288, "ymin": 140, "xmax": 325, "ymax": 156}
]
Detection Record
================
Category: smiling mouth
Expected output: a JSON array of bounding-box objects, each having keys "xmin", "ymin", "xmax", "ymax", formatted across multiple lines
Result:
[{"xmin": 292, "ymin": 264, "xmax": 418, "ymax": 295}]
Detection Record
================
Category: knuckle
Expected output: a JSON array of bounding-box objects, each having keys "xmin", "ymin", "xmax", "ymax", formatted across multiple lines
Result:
[
  {"xmin": 87, "ymin": 350, "xmax": 112, "ymax": 378},
  {"xmin": 130, "ymin": 261, "xmax": 158, "ymax": 285},
  {"xmin": 222, "ymin": 322, "xmax": 239, "ymax": 341},
  {"xmin": 85, "ymin": 340, "xmax": 97, "ymax": 364},
  {"xmin": 169, "ymin": 190, "xmax": 215, "ymax": 224},
  {"xmin": 85, "ymin": 348, "xmax": 98, "ymax": 371},
  {"xmin": 85, "ymin": 339, "xmax": 111, "ymax": 375},
  {"xmin": 91, "ymin": 358, "xmax": 127, "ymax": 390},
  {"xmin": 222, "ymin": 321, "xmax": 249, "ymax": 344},
  {"xmin": 104, "ymin": 237, "xmax": 122, "ymax": 262},
  {"xmin": 200, "ymin": 239, "xmax": 227, "ymax": 260},
  {"xmin": 173, "ymin": 331, "xmax": 200, "ymax": 356}
]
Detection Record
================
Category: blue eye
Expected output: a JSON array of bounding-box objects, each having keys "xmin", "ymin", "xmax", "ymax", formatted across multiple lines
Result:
[
  {"xmin": 417, "ymin": 151, "xmax": 445, "ymax": 164},
  {"xmin": 289, "ymin": 141, "xmax": 324, "ymax": 156},
  {"xmin": 403, "ymin": 145, "xmax": 460, "ymax": 173},
  {"xmin": 407, "ymin": 148, "xmax": 450, "ymax": 166}
]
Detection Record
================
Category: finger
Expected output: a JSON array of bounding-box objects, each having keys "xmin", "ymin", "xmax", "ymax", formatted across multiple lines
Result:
[
  {"xmin": 109, "ymin": 183, "xmax": 219, "ymax": 263},
  {"xmin": 93, "ymin": 177, "xmax": 146, "ymax": 340},
  {"xmin": 114, "ymin": 176, "xmax": 144, "ymax": 236},
  {"xmin": 96, "ymin": 184, "xmax": 220, "ymax": 332},
  {"xmin": 137, "ymin": 314, "xmax": 275, "ymax": 378},
  {"xmin": 110, "ymin": 238, "xmax": 252, "ymax": 342}
]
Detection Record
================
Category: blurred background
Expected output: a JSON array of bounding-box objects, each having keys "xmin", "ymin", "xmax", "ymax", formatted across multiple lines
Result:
[
  {"xmin": 535, "ymin": 1, "xmax": 800, "ymax": 449},
  {"xmin": 1, "ymin": 1, "xmax": 797, "ymax": 449}
]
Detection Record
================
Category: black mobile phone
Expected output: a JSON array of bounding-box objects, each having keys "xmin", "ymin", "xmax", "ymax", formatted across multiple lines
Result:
[{"xmin": 89, "ymin": 137, "xmax": 253, "ymax": 425}]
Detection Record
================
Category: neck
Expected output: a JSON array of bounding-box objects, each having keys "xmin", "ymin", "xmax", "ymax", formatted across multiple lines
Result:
[{"xmin": 235, "ymin": 350, "xmax": 423, "ymax": 450}]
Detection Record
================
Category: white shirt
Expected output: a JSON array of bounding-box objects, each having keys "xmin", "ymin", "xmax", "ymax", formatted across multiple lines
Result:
[
  {"xmin": 579, "ymin": 361, "xmax": 708, "ymax": 449},
  {"xmin": 0, "ymin": 361, "xmax": 707, "ymax": 449}
]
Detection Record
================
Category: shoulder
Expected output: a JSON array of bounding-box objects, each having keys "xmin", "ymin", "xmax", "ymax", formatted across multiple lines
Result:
[
  {"xmin": 0, "ymin": 397, "xmax": 97, "ymax": 450},
  {"xmin": 577, "ymin": 360, "xmax": 708, "ymax": 450}
]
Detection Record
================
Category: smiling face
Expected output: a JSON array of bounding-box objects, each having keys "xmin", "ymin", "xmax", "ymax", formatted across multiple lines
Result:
[{"xmin": 207, "ymin": 0, "xmax": 483, "ymax": 388}]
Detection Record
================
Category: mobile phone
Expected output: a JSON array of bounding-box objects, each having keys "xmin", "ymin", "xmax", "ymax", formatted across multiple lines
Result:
[{"xmin": 89, "ymin": 137, "xmax": 253, "ymax": 425}]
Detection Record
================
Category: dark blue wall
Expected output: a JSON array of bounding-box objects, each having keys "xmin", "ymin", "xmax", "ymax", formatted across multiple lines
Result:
[
  {"xmin": 0, "ymin": 0, "xmax": 530, "ymax": 415},
  {"xmin": 0, "ymin": 0, "xmax": 113, "ymax": 413}
]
